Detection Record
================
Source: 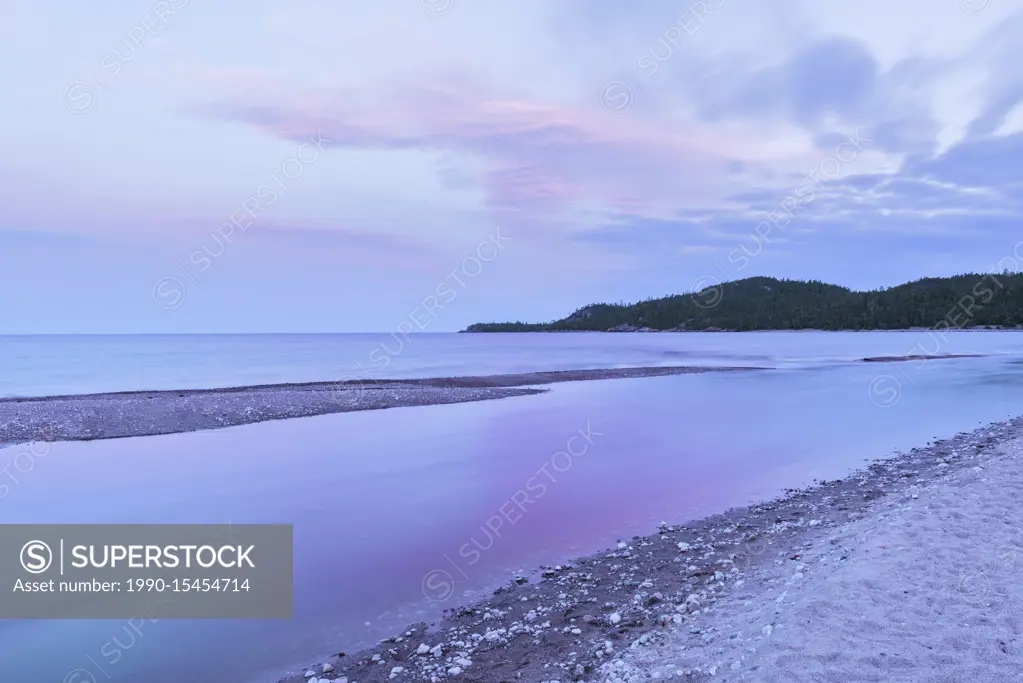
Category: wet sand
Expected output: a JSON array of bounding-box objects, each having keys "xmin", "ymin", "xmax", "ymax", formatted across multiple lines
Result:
[
  {"xmin": 0, "ymin": 365, "xmax": 763, "ymax": 447},
  {"xmin": 280, "ymin": 417, "xmax": 1023, "ymax": 683}
]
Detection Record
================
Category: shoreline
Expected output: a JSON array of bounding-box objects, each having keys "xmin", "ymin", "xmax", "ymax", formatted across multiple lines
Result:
[
  {"xmin": 606, "ymin": 418, "xmax": 1023, "ymax": 681},
  {"xmin": 277, "ymin": 415, "xmax": 1023, "ymax": 683},
  {"xmin": 0, "ymin": 366, "xmax": 763, "ymax": 447}
]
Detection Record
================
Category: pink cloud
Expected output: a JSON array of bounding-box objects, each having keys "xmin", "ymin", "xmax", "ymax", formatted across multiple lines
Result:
[{"xmin": 200, "ymin": 73, "xmax": 789, "ymax": 233}]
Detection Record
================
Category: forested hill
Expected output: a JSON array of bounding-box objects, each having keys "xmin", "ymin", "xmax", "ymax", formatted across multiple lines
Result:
[{"xmin": 463, "ymin": 275, "xmax": 1023, "ymax": 332}]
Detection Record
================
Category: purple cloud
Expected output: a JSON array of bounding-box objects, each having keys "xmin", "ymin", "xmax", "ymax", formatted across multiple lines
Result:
[{"xmin": 198, "ymin": 74, "xmax": 778, "ymax": 234}]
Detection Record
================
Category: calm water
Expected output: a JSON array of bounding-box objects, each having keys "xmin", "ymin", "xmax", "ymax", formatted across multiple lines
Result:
[
  {"xmin": 2, "ymin": 332, "xmax": 1023, "ymax": 682},
  {"xmin": 3, "ymin": 331, "xmax": 1023, "ymax": 398}
]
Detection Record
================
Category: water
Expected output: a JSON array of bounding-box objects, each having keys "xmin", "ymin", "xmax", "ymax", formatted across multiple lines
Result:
[
  {"xmin": 3, "ymin": 330, "xmax": 1023, "ymax": 398},
  {"xmin": 1, "ymin": 332, "xmax": 1022, "ymax": 682}
]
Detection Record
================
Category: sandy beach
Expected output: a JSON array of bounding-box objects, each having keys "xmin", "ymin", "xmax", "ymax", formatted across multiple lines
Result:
[
  {"xmin": 0, "ymin": 365, "xmax": 762, "ymax": 447},
  {"xmin": 277, "ymin": 416, "xmax": 1023, "ymax": 683},
  {"xmin": 604, "ymin": 420, "xmax": 1023, "ymax": 682}
]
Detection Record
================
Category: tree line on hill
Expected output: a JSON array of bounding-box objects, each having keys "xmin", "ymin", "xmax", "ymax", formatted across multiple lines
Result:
[{"xmin": 463, "ymin": 274, "xmax": 1023, "ymax": 332}]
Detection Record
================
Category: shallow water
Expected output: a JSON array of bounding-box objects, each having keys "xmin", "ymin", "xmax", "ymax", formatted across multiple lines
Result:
[{"xmin": 1, "ymin": 333, "xmax": 1023, "ymax": 682}]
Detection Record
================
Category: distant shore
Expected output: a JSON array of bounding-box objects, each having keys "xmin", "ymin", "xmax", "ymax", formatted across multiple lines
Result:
[
  {"xmin": 461, "ymin": 273, "xmax": 1023, "ymax": 334},
  {"xmin": 0, "ymin": 366, "xmax": 764, "ymax": 447},
  {"xmin": 464, "ymin": 327, "xmax": 1022, "ymax": 333}
]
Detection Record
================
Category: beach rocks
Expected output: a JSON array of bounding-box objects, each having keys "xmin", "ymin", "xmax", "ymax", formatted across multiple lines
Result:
[{"xmin": 1, "ymin": 367, "xmax": 766, "ymax": 449}]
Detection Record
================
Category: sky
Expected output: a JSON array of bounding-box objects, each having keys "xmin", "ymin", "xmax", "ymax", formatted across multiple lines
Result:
[{"xmin": 2, "ymin": 0, "xmax": 1023, "ymax": 333}]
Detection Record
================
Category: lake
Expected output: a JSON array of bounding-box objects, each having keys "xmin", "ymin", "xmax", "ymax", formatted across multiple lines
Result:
[{"xmin": 1, "ymin": 331, "xmax": 1022, "ymax": 682}]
